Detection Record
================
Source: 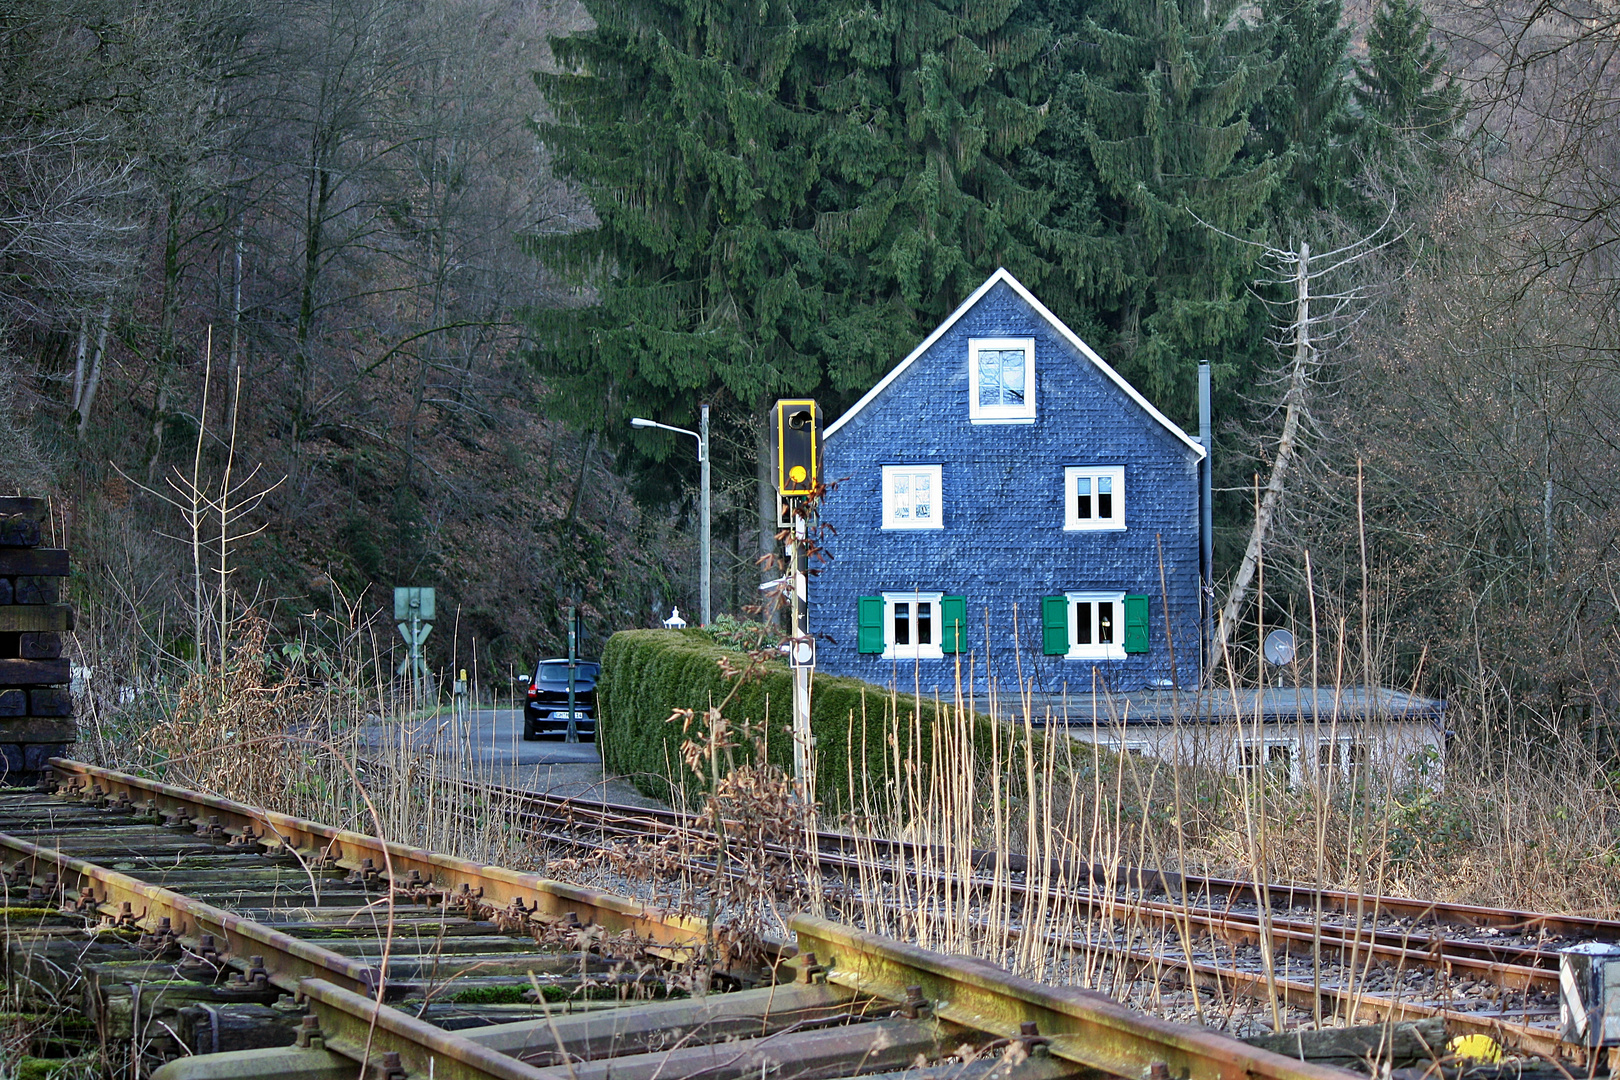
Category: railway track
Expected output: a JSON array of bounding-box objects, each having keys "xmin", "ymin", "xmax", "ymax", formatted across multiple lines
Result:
[
  {"xmin": 0, "ymin": 759, "xmax": 1395, "ymax": 1080},
  {"xmin": 432, "ymin": 774, "xmax": 1619, "ymax": 1059}
]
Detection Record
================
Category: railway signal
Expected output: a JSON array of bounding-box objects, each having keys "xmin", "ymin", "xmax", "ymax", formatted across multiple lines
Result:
[
  {"xmin": 770, "ymin": 399, "xmax": 820, "ymax": 792},
  {"xmin": 771, "ymin": 399, "xmax": 821, "ymax": 497}
]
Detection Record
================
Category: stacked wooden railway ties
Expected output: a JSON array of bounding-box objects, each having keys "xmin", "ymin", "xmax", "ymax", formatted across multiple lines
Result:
[
  {"xmin": 3, "ymin": 770, "xmax": 1618, "ymax": 1080},
  {"xmin": 0, "ymin": 495, "xmax": 75, "ymax": 775}
]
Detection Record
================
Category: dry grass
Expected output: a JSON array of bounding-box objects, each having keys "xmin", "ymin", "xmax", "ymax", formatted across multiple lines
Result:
[
  {"xmin": 757, "ymin": 663, "xmax": 1619, "ymax": 1034},
  {"xmin": 57, "ymin": 462, "xmax": 1620, "ymax": 1044},
  {"xmin": 77, "ymin": 596, "xmax": 535, "ymax": 869}
]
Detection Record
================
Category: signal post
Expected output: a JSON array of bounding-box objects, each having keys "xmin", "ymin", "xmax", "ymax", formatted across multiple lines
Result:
[{"xmin": 771, "ymin": 400, "xmax": 820, "ymax": 792}]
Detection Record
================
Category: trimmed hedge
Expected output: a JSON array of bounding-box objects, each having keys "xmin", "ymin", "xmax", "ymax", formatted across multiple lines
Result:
[{"xmin": 597, "ymin": 628, "xmax": 1000, "ymax": 810}]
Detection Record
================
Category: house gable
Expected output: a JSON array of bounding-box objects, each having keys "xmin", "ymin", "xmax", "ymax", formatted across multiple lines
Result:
[{"xmin": 824, "ymin": 267, "xmax": 1206, "ymax": 459}]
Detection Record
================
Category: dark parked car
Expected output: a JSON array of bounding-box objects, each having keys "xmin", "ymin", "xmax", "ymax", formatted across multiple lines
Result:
[{"xmin": 523, "ymin": 658, "xmax": 600, "ymax": 741}]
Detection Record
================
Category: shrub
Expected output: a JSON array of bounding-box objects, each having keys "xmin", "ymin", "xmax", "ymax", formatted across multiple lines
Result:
[
  {"xmin": 704, "ymin": 614, "xmax": 783, "ymax": 653},
  {"xmin": 596, "ymin": 628, "xmax": 1000, "ymax": 810}
]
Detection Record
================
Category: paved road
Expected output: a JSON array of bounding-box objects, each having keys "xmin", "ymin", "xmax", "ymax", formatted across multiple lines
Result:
[{"xmin": 367, "ymin": 708, "xmax": 668, "ymax": 808}]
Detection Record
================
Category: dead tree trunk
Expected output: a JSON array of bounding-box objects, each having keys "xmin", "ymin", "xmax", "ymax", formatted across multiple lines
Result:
[
  {"xmin": 1199, "ymin": 209, "xmax": 1398, "ymax": 669},
  {"xmin": 1215, "ymin": 242, "xmax": 1313, "ymax": 661},
  {"xmin": 75, "ymin": 301, "xmax": 112, "ymax": 439}
]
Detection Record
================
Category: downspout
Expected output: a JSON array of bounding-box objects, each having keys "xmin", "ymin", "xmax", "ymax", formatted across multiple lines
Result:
[{"xmin": 1199, "ymin": 361, "xmax": 1214, "ymax": 683}]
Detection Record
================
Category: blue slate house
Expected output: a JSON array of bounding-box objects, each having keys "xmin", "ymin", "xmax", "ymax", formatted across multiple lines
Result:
[{"xmin": 811, "ymin": 269, "xmax": 1207, "ymax": 694}]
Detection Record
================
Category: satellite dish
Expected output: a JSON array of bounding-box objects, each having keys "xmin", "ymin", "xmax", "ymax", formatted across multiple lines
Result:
[{"xmin": 1263, "ymin": 628, "xmax": 1296, "ymax": 666}]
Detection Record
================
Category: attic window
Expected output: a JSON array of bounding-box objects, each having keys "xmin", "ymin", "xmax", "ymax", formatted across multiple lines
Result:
[{"xmin": 968, "ymin": 338, "xmax": 1036, "ymax": 423}]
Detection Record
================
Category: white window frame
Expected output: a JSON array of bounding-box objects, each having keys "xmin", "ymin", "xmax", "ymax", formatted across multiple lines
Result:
[
  {"xmin": 968, "ymin": 337, "xmax": 1036, "ymax": 423},
  {"xmin": 882, "ymin": 591, "xmax": 945, "ymax": 660},
  {"xmin": 1065, "ymin": 466, "xmax": 1126, "ymax": 531},
  {"xmin": 881, "ymin": 464, "xmax": 944, "ymax": 530},
  {"xmin": 1239, "ymin": 741, "xmax": 1295, "ymax": 779},
  {"xmin": 1066, "ymin": 591, "xmax": 1126, "ymax": 661}
]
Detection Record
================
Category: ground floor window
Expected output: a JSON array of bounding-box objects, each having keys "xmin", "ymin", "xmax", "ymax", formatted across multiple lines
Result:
[
  {"xmin": 1041, "ymin": 592, "xmax": 1150, "ymax": 657},
  {"xmin": 1240, "ymin": 742, "xmax": 1293, "ymax": 777},
  {"xmin": 858, "ymin": 593, "xmax": 966, "ymax": 657},
  {"xmin": 1318, "ymin": 740, "xmax": 1369, "ymax": 778}
]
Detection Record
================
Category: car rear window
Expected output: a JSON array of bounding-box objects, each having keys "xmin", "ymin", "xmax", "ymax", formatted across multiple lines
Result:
[{"xmin": 536, "ymin": 661, "xmax": 599, "ymax": 682}]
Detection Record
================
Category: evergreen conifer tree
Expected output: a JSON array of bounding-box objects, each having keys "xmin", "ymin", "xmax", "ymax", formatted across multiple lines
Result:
[
  {"xmin": 1254, "ymin": 0, "xmax": 1359, "ymax": 222},
  {"xmin": 528, "ymin": 0, "xmax": 1053, "ymax": 495},
  {"xmin": 1034, "ymin": 0, "xmax": 1282, "ymax": 415},
  {"xmin": 528, "ymin": 0, "xmax": 824, "ymax": 465},
  {"xmin": 1353, "ymin": 0, "xmax": 1463, "ymax": 151},
  {"xmin": 805, "ymin": 0, "xmax": 1053, "ymax": 393}
]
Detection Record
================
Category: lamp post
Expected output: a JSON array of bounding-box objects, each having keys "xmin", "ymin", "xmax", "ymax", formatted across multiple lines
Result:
[{"xmin": 631, "ymin": 404, "xmax": 710, "ymax": 626}]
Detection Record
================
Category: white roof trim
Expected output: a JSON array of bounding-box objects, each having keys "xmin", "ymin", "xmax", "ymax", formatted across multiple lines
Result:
[{"xmin": 823, "ymin": 267, "xmax": 1207, "ymax": 458}]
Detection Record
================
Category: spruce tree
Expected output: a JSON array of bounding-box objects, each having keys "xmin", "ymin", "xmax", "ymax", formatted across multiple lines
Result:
[
  {"xmin": 1254, "ymin": 0, "xmax": 1359, "ymax": 222},
  {"xmin": 1034, "ymin": 0, "xmax": 1282, "ymax": 415},
  {"xmin": 1354, "ymin": 0, "xmax": 1463, "ymax": 151},
  {"xmin": 805, "ymin": 0, "xmax": 1053, "ymax": 393},
  {"xmin": 528, "ymin": 0, "xmax": 1053, "ymax": 484},
  {"xmin": 528, "ymin": 0, "xmax": 824, "ymax": 465}
]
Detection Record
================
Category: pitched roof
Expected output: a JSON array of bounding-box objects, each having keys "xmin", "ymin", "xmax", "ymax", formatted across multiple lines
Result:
[{"xmin": 823, "ymin": 267, "xmax": 1207, "ymax": 458}]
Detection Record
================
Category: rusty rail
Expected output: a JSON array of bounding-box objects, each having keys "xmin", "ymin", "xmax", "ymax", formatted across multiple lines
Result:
[
  {"xmin": 0, "ymin": 762, "xmax": 1366, "ymax": 1080},
  {"xmin": 494, "ymin": 778, "xmax": 1593, "ymax": 1001},
  {"xmin": 0, "ymin": 760, "xmax": 732, "ymax": 1080},
  {"xmin": 792, "ymin": 915, "xmax": 1357, "ymax": 1080},
  {"xmin": 469, "ymin": 771, "xmax": 1593, "ymax": 1060},
  {"xmin": 49, "ymin": 758, "xmax": 708, "ymax": 948},
  {"xmin": 13, "ymin": 759, "xmax": 1586, "ymax": 1080}
]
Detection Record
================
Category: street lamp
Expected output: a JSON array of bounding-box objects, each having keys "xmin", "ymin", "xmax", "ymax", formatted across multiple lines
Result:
[{"xmin": 631, "ymin": 404, "xmax": 710, "ymax": 626}]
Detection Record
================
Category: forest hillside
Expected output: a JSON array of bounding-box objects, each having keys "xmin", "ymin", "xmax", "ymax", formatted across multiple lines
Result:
[{"xmin": 3, "ymin": 0, "xmax": 1620, "ymax": 778}]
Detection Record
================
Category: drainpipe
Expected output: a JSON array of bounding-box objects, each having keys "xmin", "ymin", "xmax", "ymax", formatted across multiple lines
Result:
[{"xmin": 1199, "ymin": 361, "xmax": 1214, "ymax": 681}]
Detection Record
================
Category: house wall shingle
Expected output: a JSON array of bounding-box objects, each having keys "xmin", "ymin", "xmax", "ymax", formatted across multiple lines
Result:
[{"xmin": 811, "ymin": 278, "xmax": 1203, "ymax": 695}]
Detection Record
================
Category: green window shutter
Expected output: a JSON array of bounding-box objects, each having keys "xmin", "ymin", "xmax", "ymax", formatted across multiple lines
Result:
[
  {"xmin": 1123, "ymin": 594, "xmax": 1150, "ymax": 654},
  {"xmin": 1041, "ymin": 596, "xmax": 1068, "ymax": 655},
  {"xmin": 940, "ymin": 596, "xmax": 966, "ymax": 653},
  {"xmin": 858, "ymin": 595, "xmax": 885, "ymax": 654}
]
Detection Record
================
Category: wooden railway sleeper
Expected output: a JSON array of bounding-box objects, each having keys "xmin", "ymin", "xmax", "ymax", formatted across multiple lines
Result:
[{"xmin": 176, "ymin": 1001, "xmax": 305, "ymax": 1056}]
